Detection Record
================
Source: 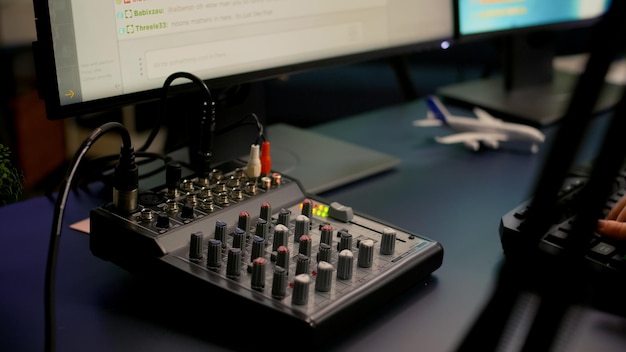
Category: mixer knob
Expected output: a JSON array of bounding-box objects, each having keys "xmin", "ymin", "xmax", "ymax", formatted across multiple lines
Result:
[
  {"xmin": 250, "ymin": 235, "xmax": 265, "ymax": 261},
  {"xmin": 291, "ymin": 274, "xmax": 310, "ymax": 305},
  {"xmin": 250, "ymin": 257, "xmax": 266, "ymax": 291},
  {"xmin": 238, "ymin": 211, "xmax": 250, "ymax": 234},
  {"xmin": 294, "ymin": 215, "xmax": 310, "ymax": 241},
  {"xmin": 277, "ymin": 208, "xmax": 291, "ymax": 226},
  {"xmin": 188, "ymin": 231, "xmax": 203, "ymax": 263},
  {"xmin": 357, "ymin": 239, "xmax": 374, "ymax": 268},
  {"xmin": 214, "ymin": 220, "xmax": 228, "ymax": 248},
  {"xmin": 272, "ymin": 224, "xmax": 289, "ymax": 251},
  {"xmin": 317, "ymin": 243, "xmax": 332, "ymax": 263},
  {"xmin": 260, "ymin": 202, "xmax": 272, "ymax": 223},
  {"xmin": 155, "ymin": 212, "xmax": 170, "ymax": 229},
  {"xmin": 295, "ymin": 253, "xmax": 310, "ymax": 275},
  {"xmin": 206, "ymin": 239, "xmax": 222, "ymax": 270},
  {"xmin": 301, "ymin": 198, "xmax": 314, "ymax": 219},
  {"xmin": 298, "ymin": 235, "xmax": 312, "ymax": 257},
  {"xmin": 276, "ymin": 245, "xmax": 290, "ymax": 272},
  {"xmin": 337, "ymin": 249, "xmax": 354, "ymax": 280},
  {"xmin": 226, "ymin": 248, "xmax": 242, "ymax": 279},
  {"xmin": 315, "ymin": 261, "xmax": 334, "ymax": 292},
  {"xmin": 380, "ymin": 227, "xmax": 397, "ymax": 255},
  {"xmin": 232, "ymin": 228, "xmax": 246, "ymax": 251},
  {"xmin": 338, "ymin": 230, "xmax": 353, "ymax": 251},
  {"xmin": 255, "ymin": 218, "xmax": 269, "ymax": 240},
  {"xmin": 181, "ymin": 204, "xmax": 194, "ymax": 219},
  {"xmin": 271, "ymin": 266, "xmax": 287, "ymax": 299},
  {"xmin": 320, "ymin": 224, "xmax": 333, "ymax": 246}
]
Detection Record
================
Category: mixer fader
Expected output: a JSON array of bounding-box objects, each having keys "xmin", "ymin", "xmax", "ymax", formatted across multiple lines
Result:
[{"xmin": 89, "ymin": 160, "xmax": 443, "ymax": 342}]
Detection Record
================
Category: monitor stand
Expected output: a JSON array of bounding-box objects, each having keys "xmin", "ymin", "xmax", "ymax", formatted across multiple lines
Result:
[
  {"xmin": 438, "ymin": 32, "xmax": 625, "ymax": 127},
  {"xmin": 242, "ymin": 123, "xmax": 401, "ymax": 194},
  {"xmin": 437, "ymin": 70, "xmax": 624, "ymax": 127}
]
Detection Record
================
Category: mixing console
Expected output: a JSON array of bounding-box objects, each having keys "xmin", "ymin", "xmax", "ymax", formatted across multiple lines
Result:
[{"xmin": 89, "ymin": 160, "xmax": 443, "ymax": 343}]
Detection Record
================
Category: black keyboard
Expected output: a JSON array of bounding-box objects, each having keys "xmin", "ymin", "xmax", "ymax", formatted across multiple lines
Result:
[{"xmin": 499, "ymin": 163, "xmax": 626, "ymax": 314}]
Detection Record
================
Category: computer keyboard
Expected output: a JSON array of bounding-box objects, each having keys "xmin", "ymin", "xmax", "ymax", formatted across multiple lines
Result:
[
  {"xmin": 89, "ymin": 159, "xmax": 443, "ymax": 345},
  {"xmin": 499, "ymin": 162, "xmax": 626, "ymax": 314}
]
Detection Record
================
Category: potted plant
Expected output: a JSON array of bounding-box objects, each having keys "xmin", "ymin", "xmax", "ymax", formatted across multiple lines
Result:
[{"xmin": 0, "ymin": 143, "xmax": 24, "ymax": 206}]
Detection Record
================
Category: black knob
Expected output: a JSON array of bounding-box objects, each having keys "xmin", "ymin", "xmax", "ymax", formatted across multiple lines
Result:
[
  {"xmin": 181, "ymin": 204, "xmax": 194, "ymax": 219},
  {"xmin": 166, "ymin": 161, "xmax": 182, "ymax": 190},
  {"xmin": 155, "ymin": 212, "xmax": 170, "ymax": 229}
]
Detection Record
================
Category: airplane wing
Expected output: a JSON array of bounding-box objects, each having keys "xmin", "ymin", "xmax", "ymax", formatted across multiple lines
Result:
[
  {"xmin": 434, "ymin": 132, "xmax": 509, "ymax": 151},
  {"xmin": 472, "ymin": 107, "xmax": 502, "ymax": 123},
  {"xmin": 413, "ymin": 118, "xmax": 443, "ymax": 127}
]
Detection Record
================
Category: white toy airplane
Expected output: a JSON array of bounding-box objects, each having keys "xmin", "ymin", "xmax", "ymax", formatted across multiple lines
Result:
[{"xmin": 413, "ymin": 95, "xmax": 545, "ymax": 153}]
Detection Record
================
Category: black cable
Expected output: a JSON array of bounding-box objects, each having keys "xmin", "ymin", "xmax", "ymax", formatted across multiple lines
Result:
[
  {"xmin": 139, "ymin": 72, "xmax": 215, "ymax": 154},
  {"xmin": 215, "ymin": 112, "xmax": 265, "ymax": 145},
  {"xmin": 44, "ymin": 122, "xmax": 133, "ymax": 352}
]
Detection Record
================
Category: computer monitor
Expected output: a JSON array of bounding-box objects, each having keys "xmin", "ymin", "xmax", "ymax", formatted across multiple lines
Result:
[
  {"xmin": 437, "ymin": 0, "xmax": 619, "ymax": 126},
  {"xmin": 33, "ymin": 0, "xmax": 453, "ymax": 120}
]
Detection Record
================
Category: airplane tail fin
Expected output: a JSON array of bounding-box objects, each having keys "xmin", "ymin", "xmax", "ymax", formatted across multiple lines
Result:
[{"xmin": 425, "ymin": 95, "xmax": 451, "ymax": 126}]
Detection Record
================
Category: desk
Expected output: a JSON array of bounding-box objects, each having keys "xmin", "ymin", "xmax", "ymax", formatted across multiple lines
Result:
[{"xmin": 1, "ymin": 99, "xmax": 624, "ymax": 352}]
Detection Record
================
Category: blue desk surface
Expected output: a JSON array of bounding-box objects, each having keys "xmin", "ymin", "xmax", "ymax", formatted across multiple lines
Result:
[{"xmin": 1, "ymin": 99, "xmax": 624, "ymax": 352}]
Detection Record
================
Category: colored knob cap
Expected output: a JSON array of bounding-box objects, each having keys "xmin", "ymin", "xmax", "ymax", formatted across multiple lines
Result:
[
  {"xmin": 276, "ymin": 246, "xmax": 290, "ymax": 272},
  {"xmin": 315, "ymin": 261, "xmax": 334, "ymax": 292},
  {"xmin": 251, "ymin": 235, "xmax": 265, "ymax": 261},
  {"xmin": 260, "ymin": 202, "xmax": 272, "ymax": 222},
  {"xmin": 380, "ymin": 227, "xmax": 397, "ymax": 255},
  {"xmin": 294, "ymin": 215, "xmax": 309, "ymax": 241},
  {"xmin": 301, "ymin": 199, "xmax": 314, "ymax": 219},
  {"xmin": 337, "ymin": 249, "xmax": 354, "ymax": 280},
  {"xmin": 214, "ymin": 220, "xmax": 227, "ymax": 248},
  {"xmin": 272, "ymin": 224, "xmax": 289, "ymax": 251},
  {"xmin": 298, "ymin": 235, "xmax": 312, "ymax": 257},
  {"xmin": 232, "ymin": 227, "xmax": 246, "ymax": 251},
  {"xmin": 357, "ymin": 239, "xmax": 374, "ymax": 268},
  {"xmin": 206, "ymin": 239, "xmax": 222, "ymax": 270},
  {"xmin": 238, "ymin": 211, "xmax": 250, "ymax": 234},
  {"xmin": 226, "ymin": 248, "xmax": 242, "ymax": 279},
  {"xmin": 251, "ymin": 257, "xmax": 266, "ymax": 291},
  {"xmin": 320, "ymin": 224, "xmax": 333, "ymax": 246},
  {"xmin": 292, "ymin": 274, "xmax": 310, "ymax": 305}
]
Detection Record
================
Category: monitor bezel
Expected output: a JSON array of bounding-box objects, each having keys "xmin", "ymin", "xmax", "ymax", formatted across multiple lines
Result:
[{"xmin": 33, "ymin": 1, "xmax": 452, "ymax": 120}]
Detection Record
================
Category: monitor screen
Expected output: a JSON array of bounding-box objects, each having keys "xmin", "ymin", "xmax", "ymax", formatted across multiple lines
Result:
[
  {"xmin": 437, "ymin": 0, "xmax": 615, "ymax": 127},
  {"xmin": 33, "ymin": 0, "xmax": 453, "ymax": 119},
  {"xmin": 456, "ymin": 0, "xmax": 608, "ymax": 38}
]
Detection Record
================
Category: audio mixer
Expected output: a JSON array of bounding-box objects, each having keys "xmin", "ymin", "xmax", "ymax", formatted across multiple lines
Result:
[{"xmin": 89, "ymin": 160, "xmax": 443, "ymax": 344}]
